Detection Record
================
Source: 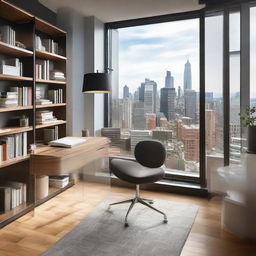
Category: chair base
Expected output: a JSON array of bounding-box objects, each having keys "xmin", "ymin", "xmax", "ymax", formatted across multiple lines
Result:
[{"xmin": 108, "ymin": 185, "xmax": 168, "ymax": 227}]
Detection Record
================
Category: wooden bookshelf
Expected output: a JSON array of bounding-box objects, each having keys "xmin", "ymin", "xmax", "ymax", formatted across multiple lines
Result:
[
  {"xmin": 36, "ymin": 103, "xmax": 66, "ymax": 109},
  {"xmin": 35, "ymin": 49, "xmax": 67, "ymax": 61},
  {"xmin": 0, "ymin": 126, "xmax": 33, "ymax": 136},
  {"xmin": 0, "ymin": 1, "xmax": 67, "ymax": 228},
  {"xmin": 0, "ymin": 74, "xmax": 33, "ymax": 81},
  {"xmin": 0, "ymin": 41, "xmax": 33, "ymax": 57},
  {"xmin": 36, "ymin": 121, "xmax": 67, "ymax": 129},
  {"xmin": 0, "ymin": 106, "xmax": 33, "ymax": 113},
  {"xmin": 36, "ymin": 79, "xmax": 66, "ymax": 85}
]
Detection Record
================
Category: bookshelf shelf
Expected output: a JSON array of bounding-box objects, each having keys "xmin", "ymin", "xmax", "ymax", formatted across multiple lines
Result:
[
  {"xmin": 0, "ymin": 155, "xmax": 30, "ymax": 169},
  {"xmin": 35, "ymin": 49, "xmax": 67, "ymax": 61},
  {"xmin": 36, "ymin": 120, "xmax": 67, "ymax": 129},
  {"xmin": 36, "ymin": 79, "xmax": 66, "ymax": 85},
  {"xmin": 0, "ymin": 0, "xmax": 33, "ymax": 24},
  {"xmin": 35, "ymin": 17, "xmax": 66, "ymax": 36},
  {"xmin": 36, "ymin": 103, "xmax": 66, "ymax": 109},
  {"xmin": 0, "ymin": 41, "xmax": 33, "ymax": 57},
  {"xmin": 0, "ymin": 74, "xmax": 33, "ymax": 81},
  {"xmin": 0, "ymin": 126, "xmax": 33, "ymax": 137},
  {"xmin": 0, "ymin": 106, "xmax": 33, "ymax": 113}
]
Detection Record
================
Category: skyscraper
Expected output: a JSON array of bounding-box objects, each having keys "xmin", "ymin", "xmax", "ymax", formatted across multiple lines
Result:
[
  {"xmin": 183, "ymin": 60, "xmax": 192, "ymax": 91},
  {"xmin": 123, "ymin": 85, "xmax": 129, "ymax": 99},
  {"xmin": 139, "ymin": 78, "xmax": 157, "ymax": 113},
  {"xmin": 160, "ymin": 87, "xmax": 176, "ymax": 121},
  {"xmin": 205, "ymin": 109, "xmax": 216, "ymax": 151},
  {"xmin": 165, "ymin": 71, "xmax": 174, "ymax": 88},
  {"xmin": 184, "ymin": 90, "xmax": 197, "ymax": 122},
  {"xmin": 121, "ymin": 97, "xmax": 133, "ymax": 129}
]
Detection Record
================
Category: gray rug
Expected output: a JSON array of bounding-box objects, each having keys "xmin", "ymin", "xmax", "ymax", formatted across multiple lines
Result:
[{"xmin": 42, "ymin": 197, "xmax": 198, "ymax": 256}]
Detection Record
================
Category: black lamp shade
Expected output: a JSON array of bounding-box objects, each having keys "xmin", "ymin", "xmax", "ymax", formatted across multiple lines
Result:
[{"xmin": 82, "ymin": 73, "xmax": 111, "ymax": 93}]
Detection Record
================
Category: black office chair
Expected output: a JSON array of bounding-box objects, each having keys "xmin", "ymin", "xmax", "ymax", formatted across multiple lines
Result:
[{"xmin": 109, "ymin": 140, "xmax": 168, "ymax": 227}]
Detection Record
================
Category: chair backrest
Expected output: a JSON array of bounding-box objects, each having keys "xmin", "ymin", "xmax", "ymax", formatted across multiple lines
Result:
[{"xmin": 134, "ymin": 140, "xmax": 166, "ymax": 168}]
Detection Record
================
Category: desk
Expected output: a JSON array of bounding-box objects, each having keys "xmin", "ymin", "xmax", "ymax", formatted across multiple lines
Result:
[{"xmin": 30, "ymin": 137, "xmax": 110, "ymax": 176}]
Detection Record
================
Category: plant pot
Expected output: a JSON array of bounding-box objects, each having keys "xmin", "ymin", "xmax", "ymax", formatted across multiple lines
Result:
[{"xmin": 247, "ymin": 126, "xmax": 256, "ymax": 153}]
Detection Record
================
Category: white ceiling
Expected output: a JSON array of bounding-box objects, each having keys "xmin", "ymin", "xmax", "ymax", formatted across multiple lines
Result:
[{"xmin": 39, "ymin": 0, "xmax": 204, "ymax": 23}]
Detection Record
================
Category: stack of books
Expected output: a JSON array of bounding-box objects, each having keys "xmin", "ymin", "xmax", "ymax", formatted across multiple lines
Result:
[
  {"xmin": 50, "ymin": 71, "xmax": 65, "ymax": 81},
  {"xmin": 48, "ymin": 89, "xmax": 63, "ymax": 104},
  {"xmin": 0, "ymin": 132, "xmax": 27, "ymax": 161},
  {"xmin": 43, "ymin": 126, "xmax": 58, "ymax": 144},
  {"xmin": 0, "ymin": 25, "xmax": 16, "ymax": 46},
  {"xmin": 36, "ymin": 99, "xmax": 52, "ymax": 105},
  {"xmin": 0, "ymin": 58, "xmax": 23, "ymax": 76},
  {"xmin": 0, "ymin": 182, "xmax": 27, "ymax": 212},
  {"xmin": 35, "ymin": 59, "xmax": 51, "ymax": 80},
  {"xmin": 0, "ymin": 91, "xmax": 18, "ymax": 107},
  {"xmin": 10, "ymin": 87, "xmax": 32, "ymax": 106},
  {"xmin": 35, "ymin": 35, "xmax": 63, "ymax": 55},
  {"xmin": 49, "ymin": 175, "xmax": 69, "ymax": 189},
  {"xmin": 36, "ymin": 110, "xmax": 59, "ymax": 125}
]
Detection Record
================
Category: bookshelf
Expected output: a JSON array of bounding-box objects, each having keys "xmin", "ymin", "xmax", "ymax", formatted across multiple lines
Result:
[{"xmin": 0, "ymin": 0, "xmax": 68, "ymax": 228}]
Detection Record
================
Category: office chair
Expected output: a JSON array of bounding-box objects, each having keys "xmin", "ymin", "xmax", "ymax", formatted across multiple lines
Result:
[{"xmin": 109, "ymin": 140, "xmax": 168, "ymax": 227}]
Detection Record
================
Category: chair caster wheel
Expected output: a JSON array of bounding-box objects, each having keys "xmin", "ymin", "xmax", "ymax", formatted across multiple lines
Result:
[
  {"xmin": 124, "ymin": 223, "xmax": 129, "ymax": 227},
  {"xmin": 163, "ymin": 219, "xmax": 168, "ymax": 224}
]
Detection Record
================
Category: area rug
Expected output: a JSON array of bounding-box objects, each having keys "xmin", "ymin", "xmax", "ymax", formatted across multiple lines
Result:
[{"xmin": 42, "ymin": 197, "xmax": 198, "ymax": 256}]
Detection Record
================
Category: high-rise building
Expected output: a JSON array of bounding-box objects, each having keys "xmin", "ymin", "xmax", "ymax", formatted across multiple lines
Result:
[
  {"xmin": 123, "ymin": 85, "xmax": 129, "ymax": 99},
  {"xmin": 178, "ymin": 86, "xmax": 181, "ymax": 98},
  {"xmin": 145, "ymin": 113, "xmax": 156, "ymax": 130},
  {"xmin": 140, "ymin": 78, "xmax": 157, "ymax": 113},
  {"xmin": 176, "ymin": 121, "xmax": 199, "ymax": 161},
  {"xmin": 121, "ymin": 97, "xmax": 133, "ymax": 129},
  {"xmin": 205, "ymin": 109, "xmax": 216, "ymax": 151},
  {"xmin": 184, "ymin": 90, "xmax": 197, "ymax": 122},
  {"xmin": 152, "ymin": 130, "xmax": 172, "ymax": 142},
  {"xmin": 165, "ymin": 70, "xmax": 174, "ymax": 88},
  {"xmin": 130, "ymin": 130, "xmax": 152, "ymax": 151},
  {"xmin": 160, "ymin": 87, "xmax": 176, "ymax": 121},
  {"xmin": 101, "ymin": 128, "xmax": 121, "ymax": 147},
  {"xmin": 133, "ymin": 101, "xmax": 146, "ymax": 129},
  {"xmin": 183, "ymin": 59, "xmax": 192, "ymax": 91},
  {"xmin": 144, "ymin": 83, "xmax": 154, "ymax": 114}
]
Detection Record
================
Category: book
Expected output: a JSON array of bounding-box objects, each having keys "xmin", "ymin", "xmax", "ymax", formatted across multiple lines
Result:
[
  {"xmin": 0, "ymin": 186, "xmax": 11, "ymax": 212},
  {"xmin": 49, "ymin": 175, "xmax": 69, "ymax": 188},
  {"xmin": 49, "ymin": 137, "xmax": 86, "ymax": 148}
]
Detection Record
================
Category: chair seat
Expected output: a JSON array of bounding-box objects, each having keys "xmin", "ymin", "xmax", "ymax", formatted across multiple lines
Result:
[{"xmin": 110, "ymin": 159, "xmax": 164, "ymax": 184}]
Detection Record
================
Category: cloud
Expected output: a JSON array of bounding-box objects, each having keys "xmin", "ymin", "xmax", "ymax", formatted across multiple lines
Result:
[{"xmin": 117, "ymin": 19, "xmax": 200, "ymax": 97}]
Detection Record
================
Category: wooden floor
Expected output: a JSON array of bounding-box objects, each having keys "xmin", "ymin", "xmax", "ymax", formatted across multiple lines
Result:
[{"xmin": 0, "ymin": 181, "xmax": 255, "ymax": 256}]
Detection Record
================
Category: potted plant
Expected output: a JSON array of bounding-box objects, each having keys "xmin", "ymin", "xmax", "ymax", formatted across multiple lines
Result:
[{"xmin": 239, "ymin": 106, "xmax": 256, "ymax": 153}]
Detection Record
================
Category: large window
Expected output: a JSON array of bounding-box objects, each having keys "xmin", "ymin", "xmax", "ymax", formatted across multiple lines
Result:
[{"xmin": 106, "ymin": 17, "xmax": 202, "ymax": 179}]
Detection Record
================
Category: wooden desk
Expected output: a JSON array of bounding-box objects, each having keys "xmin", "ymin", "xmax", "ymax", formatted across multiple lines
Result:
[{"xmin": 30, "ymin": 137, "xmax": 110, "ymax": 176}]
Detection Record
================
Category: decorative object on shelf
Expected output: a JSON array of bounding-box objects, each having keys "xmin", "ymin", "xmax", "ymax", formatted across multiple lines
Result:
[
  {"xmin": 239, "ymin": 106, "xmax": 256, "ymax": 153},
  {"xmin": 19, "ymin": 114, "xmax": 29, "ymax": 127},
  {"xmin": 82, "ymin": 129, "xmax": 89, "ymax": 137},
  {"xmin": 82, "ymin": 72, "xmax": 111, "ymax": 93}
]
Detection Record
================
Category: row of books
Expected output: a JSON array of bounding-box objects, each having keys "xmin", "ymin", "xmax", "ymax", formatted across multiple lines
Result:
[
  {"xmin": 49, "ymin": 175, "xmax": 69, "ymax": 189},
  {"xmin": 48, "ymin": 89, "xmax": 64, "ymax": 104},
  {"xmin": 0, "ymin": 25, "xmax": 16, "ymax": 46},
  {"xmin": 0, "ymin": 132, "xmax": 27, "ymax": 161},
  {"xmin": 0, "ymin": 58, "xmax": 23, "ymax": 77},
  {"xmin": 43, "ymin": 126, "xmax": 58, "ymax": 144},
  {"xmin": 51, "ymin": 71, "xmax": 65, "ymax": 81},
  {"xmin": 36, "ymin": 110, "xmax": 61, "ymax": 125},
  {"xmin": 0, "ymin": 182, "xmax": 27, "ymax": 212},
  {"xmin": 10, "ymin": 87, "xmax": 32, "ymax": 106},
  {"xmin": 35, "ymin": 59, "xmax": 51, "ymax": 80},
  {"xmin": 35, "ymin": 35, "xmax": 63, "ymax": 55}
]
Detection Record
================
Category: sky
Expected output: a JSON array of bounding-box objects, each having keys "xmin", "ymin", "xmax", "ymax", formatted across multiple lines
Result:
[
  {"xmin": 118, "ymin": 18, "xmax": 200, "ymax": 98},
  {"xmin": 117, "ymin": 9, "xmax": 256, "ymax": 99}
]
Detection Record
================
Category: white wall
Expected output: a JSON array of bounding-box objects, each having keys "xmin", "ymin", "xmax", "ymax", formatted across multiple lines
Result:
[{"xmin": 57, "ymin": 9, "xmax": 105, "ymax": 136}]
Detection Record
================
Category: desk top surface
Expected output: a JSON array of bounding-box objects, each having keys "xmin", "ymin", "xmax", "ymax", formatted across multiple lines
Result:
[{"xmin": 31, "ymin": 136, "xmax": 110, "ymax": 158}]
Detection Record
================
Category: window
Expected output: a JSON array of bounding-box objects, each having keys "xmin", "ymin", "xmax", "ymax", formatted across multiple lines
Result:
[
  {"xmin": 106, "ymin": 17, "xmax": 202, "ymax": 181},
  {"xmin": 251, "ymin": 6, "xmax": 256, "ymax": 107}
]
